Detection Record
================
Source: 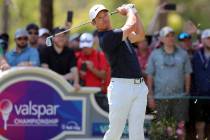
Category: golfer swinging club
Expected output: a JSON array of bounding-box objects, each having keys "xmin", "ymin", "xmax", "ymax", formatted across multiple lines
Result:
[{"xmin": 89, "ymin": 4, "xmax": 148, "ymax": 140}]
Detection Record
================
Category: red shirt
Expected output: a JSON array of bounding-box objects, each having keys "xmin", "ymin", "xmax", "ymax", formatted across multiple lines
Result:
[{"xmin": 77, "ymin": 49, "xmax": 110, "ymax": 92}]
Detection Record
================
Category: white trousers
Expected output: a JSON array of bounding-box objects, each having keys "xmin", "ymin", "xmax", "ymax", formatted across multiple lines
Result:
[{"xmin": 103, "ymin": 78, "xmax": 148, "ymax": 140}]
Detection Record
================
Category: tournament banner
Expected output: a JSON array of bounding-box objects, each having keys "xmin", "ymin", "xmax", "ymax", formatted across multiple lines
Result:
[
  {"xmin": 92, "ymin": 122, "xmax": 128, "ymax": 137},
  {"xmin": 0, "ymin": 68, "xmax": 86, "ymax": 140}
]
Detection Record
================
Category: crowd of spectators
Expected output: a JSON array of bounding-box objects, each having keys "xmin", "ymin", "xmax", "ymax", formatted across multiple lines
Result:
[{"xmin": 1, "ymin": 3, "xmax": 210, "ymax": 140}]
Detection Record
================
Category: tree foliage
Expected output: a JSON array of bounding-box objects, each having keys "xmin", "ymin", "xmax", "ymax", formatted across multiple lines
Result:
[{"xmin": 0, "ymin": 0, "xmax": 209, "ymax": 48}]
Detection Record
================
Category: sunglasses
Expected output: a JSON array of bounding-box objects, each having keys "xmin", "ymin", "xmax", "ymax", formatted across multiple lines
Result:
[
  {"xmin": 163, "ymin": 55, "xmax": 176, "ymax": 67},
  {"xmin": 17, "ymin": 37, "xmax": 28, "ymax": 41},
  {"xmin": 28, "ymin": 31, "xmax": 38, "ymax": 35}
]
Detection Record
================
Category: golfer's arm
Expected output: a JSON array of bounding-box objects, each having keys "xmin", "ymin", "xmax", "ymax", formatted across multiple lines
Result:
[
  {"xmin": 128, "ymin": 14, "xmax": 145, "ymax": 43},
  {"xmin": 121, "ymin": 10, "xmax": 136, "ymax": 41}
]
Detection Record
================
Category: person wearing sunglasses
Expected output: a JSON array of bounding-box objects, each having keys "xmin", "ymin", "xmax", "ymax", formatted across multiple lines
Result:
[
  {"xmin": 146, "ymin": 26, "xmax": 192, "ymax": 140},
  {"xmin": 178, "ymin": 32, "xmax": 195, "ymax": 58},
  {"xmin": 5, "ymin": 28, "xmax": 40, "ymax": 67},
  {"xmin": 26, "ymin": 23, "xmax": 39, "ymax": 48}
]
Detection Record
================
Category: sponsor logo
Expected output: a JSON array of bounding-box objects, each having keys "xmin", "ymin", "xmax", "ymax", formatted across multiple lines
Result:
[{"xmin": 0, "ymin": 99, "xmax": 13, "ymax": 130}]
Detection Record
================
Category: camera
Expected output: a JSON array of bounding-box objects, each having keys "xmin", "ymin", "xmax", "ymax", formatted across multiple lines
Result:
[
  {"xmin": 67, "ymin": 10, "xmax": 73, "ymax": 23},
  {"xmin": 81, "ymin": 62, "xmax": 87, "ymax": 71},
  {"xmin": 164, "ymin": 3, "xmax": 176, "ymax": 10}
]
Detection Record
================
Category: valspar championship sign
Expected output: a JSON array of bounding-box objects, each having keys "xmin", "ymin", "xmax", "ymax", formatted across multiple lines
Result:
[{"xmin": 0, "ymin": 68, "xmax": 86, "ymax": 140}]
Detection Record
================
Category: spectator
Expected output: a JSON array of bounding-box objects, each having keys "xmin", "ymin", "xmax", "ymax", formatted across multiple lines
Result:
[
  {"xmin": 191, "ymin": 29, "xmax": 210, "ymax": 140},
  {"xmin": 68, "ymin": 33, "xmax": 80, "ymax": 51},
  {"xmin": 146, "ymin": 26, "xmax": 192, "ymax": 140},
  {"xmin": 40, "ymin": 27, "xmax": 80, "ymax": 90},
  {"xmin": 0, "ymin": 56, "xmax": 10, "ymax": 71},
  {"xmin": 77, "ymin": 33, "xmax": 111, "ymax": 112},
  {"xmin": 135, "ymin": 39, "xmax": 151, "ymax": 81},
  {"xmin": 77, "ymin": 33, "xmax": 110, "ymax": 93},
  {"xmin": 5, "ymin": 28, "xmax": 40, "ymax": 67},
  {"xmin": 26, "ymin": 23, "xmax": 39, "ymax": 48},
  {"xmin": 38, "ymin": 28, "xmax": 50, "ymax": 47},
  {"xmin": 0, "ymin": 45, "xmax": 3, "ymax": 56},
  {"xmin": 0, "ymin": 33, "xmax": 9, "ymax": 54},
  {"xmin": 37, "ymin": 28, "xmax": 50, "ymax": 58},
  {"xmin": 178, "ymin": 32, "xmax": 195, "ymax": 58}
]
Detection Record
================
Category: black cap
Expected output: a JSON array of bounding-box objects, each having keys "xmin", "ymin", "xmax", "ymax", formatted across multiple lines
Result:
[
  {"xmin": 0, "ymin": 33, "xmax": 9, "ymax": 42},
  {"xmin": 52, "ymin": 27, "xmax": 66, "ymax": 35},
  {"xmin": 26, "ymin": 23, "xmax": 39, "ymax": 31}
]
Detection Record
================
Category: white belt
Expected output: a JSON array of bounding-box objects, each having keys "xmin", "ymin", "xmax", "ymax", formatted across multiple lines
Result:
[{"xmin": 111, "ymin": 77, "xmax": 144, "ymax": 84}]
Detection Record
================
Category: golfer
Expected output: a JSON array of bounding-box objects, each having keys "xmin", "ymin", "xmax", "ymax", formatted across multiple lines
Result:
[{"xmin": 89, "ymin": 4, "xmax": 148, "ymax": 140}]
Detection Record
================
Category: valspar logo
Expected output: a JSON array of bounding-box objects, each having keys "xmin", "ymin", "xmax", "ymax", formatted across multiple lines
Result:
[
  {"xmin": 0, "ymin": 99, "xmax": 13, "ymax": 130},
  {"xmin": 0, "ymin": 78, "xmax": 85, "ymax": 139},
  {"xmin": 14, "ymin": 100, "xmax": 60, "ymax": 118},
  {"xmin": 0, "ymin": 99, "xmax": 60, "ymax": 129}
]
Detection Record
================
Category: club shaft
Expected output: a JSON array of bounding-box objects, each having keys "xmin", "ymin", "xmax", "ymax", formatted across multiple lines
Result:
[{"xmin": 48, "ymin": 10, "xmax": 118, "ymax": 39}]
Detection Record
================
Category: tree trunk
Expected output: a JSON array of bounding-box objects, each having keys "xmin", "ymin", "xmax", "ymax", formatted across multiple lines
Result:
[
  {"xmin": 2, "ymin": 0, "xmax": 10, "ymax": 33},
  {"xmin": 40, "ymin": 0, "xmax": 53, "ymax": 31},
  {"xmin": 159, "ymin": 0, "xmax": 168, "ymax": 29}
]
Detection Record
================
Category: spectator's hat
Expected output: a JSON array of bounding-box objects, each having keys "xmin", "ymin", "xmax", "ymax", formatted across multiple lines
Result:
[
  {"xmin": 89, "ymin": 4, "xmax": 108, "ymax": 21},
  {"xmin": 79, "ymin": 33, "xmax": 94, "ymax": 48},
  {"xmin": 15, "ymin": 28, "xmax": 29, "ymax": 39},
  {"xmin": 159, "ymin": 26, "xmax": 174, "ymax": 37},
  {"xmin": 178, "ymin": 32, "xmax": 191, "ymax": 41},
  {"xmin": 201, "ymin": 29, "xmax": 210, "ymax": 39},
  {"xmin": 39, "ymin": 28, "xmax": 50, "ymax": 37},
  {"xmin": 52, "ymin": 27, "xmax": 66, "ymax": 35}
]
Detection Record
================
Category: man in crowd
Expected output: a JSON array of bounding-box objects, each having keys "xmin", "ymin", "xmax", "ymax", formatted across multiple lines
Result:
[
  {"xmin": 146, "ymin": 26, "xmax": 192, "ymax": 140},
  {"xmin": 77, "ymin": 32, "xmax": 111, "ymax": 112},
  {"xmin": 191, "ymin": 29, "xmax": 210, "ymax": 140},
  {"xmin": 77, "ymin": 32, "xmax": 110, "ymax": 91},
  {"xmin": 5, "ymin": 28, "xmax": 40, "ymax": 67},
  {"xmin": 26, "ymin": 23, "xmax": 39, "ymax": 48},
  {"xmin": 40, "ymin": 27, "xmax": 80, "ymax": 90}
]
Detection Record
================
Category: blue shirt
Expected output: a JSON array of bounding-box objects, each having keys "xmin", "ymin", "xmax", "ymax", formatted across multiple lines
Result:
[
  {"xmin": 6, "ymin": 46, "xmax": 40, "ymax": 66},
  {"xmin": 146, "ymin": 47, "xmax": 192, "ymax": 97},
  {"xmin": 98, "ymin": 29, "xmax": 142, "ymax": 78},
  {"xmin": 192, "ymin": 48, "xmax": 210, "ymax": 96}
]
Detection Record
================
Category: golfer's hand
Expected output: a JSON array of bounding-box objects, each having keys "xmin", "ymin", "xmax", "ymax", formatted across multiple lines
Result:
[
  {"xmin": 117, "ymin": 4, "xmax": 137, "ymax": 16},
  {"xmin": 124, "ymin": 4, "xmax": 137, "ymax": 13},
  {"xmin": 117, "ymin": 6, "xmax": 128, "ymax": 16}
]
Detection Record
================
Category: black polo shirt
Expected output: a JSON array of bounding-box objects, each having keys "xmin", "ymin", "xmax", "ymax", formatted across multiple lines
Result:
[
  {"xmin": 98, "ymin": 29, "xmax": 142, "ymax": 78},
  {"xmin": 41, "ymin": 46, "xmax": 76, "ymax": 75}
]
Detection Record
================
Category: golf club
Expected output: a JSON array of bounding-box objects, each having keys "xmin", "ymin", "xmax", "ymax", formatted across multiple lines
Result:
[{"xmin": 45, "ymin": 11, "xmax": 118, "ymax": 46}]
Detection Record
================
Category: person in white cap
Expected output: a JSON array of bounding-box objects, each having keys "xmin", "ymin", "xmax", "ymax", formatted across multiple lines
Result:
[
  {"xmin": 191, "ymin": 28, "xmax": 210, "ymax": 140},
  {"xmin": 146, "ymin": 26, "xmax": 192, "ymax": 140},
  {"xmin": 77, "ymin": 32, "xmax": 110, "ymax": 95},
  {"xmin": 38, "ymin": 28, "xmax": 50, "ymax": 47},
  {"xmin": 89, "ymin": 4, "xmax": 148, "ymax": 140}
]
